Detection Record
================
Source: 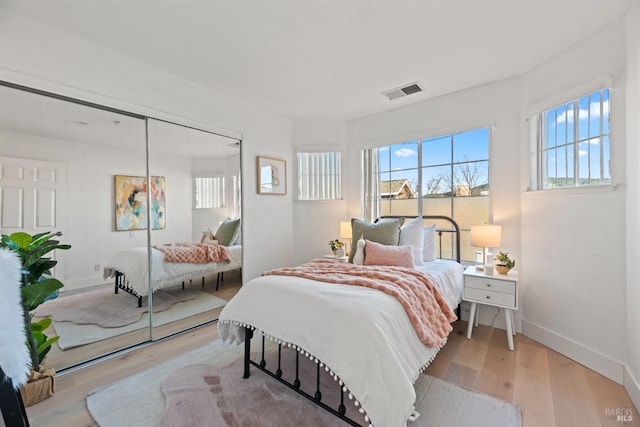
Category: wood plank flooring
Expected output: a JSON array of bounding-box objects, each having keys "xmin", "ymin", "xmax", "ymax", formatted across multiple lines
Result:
[{"xmin": 24, "ymin": 314, "xmax": 639, "ymax": 426}]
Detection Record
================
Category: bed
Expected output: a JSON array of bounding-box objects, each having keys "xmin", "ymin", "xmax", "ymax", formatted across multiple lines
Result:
[
  {"xmin": 218, "ymin": 216, "xmax": 463, "ymax": 427},
  {"xmin": 103, "ymin": 243, "xmax": 242, "ymax": 307}
]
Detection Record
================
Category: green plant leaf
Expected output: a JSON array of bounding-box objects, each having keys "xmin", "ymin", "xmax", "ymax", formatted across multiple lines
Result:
[
  {"xmin": 9, "ymin": 232, "xmax": 33, "ymax": 250},
  {"xmin": 21, "ymin": 279, "xmax": 63, "ymax": 310},
  {"xmin": 31, "ymin": 318, "xmax": 52, "ymax": 332}
]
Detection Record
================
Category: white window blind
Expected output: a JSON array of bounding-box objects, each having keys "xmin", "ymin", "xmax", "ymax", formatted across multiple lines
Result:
[
  {"xmin": 194, "ymin": 176, "xmax": 225, "ymax": 209},
  {"xmin": 297, "ymin": 152, "xmax": 342, "ymax": 201}
]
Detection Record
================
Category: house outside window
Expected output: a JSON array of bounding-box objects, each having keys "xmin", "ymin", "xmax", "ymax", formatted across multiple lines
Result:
[
  {"xmin": 362, "ymin": 128, "xmax": 490, "ymax": 261},
  {"xmin": 537, "ymin": 88, "xmax": 610, "ymax": 190}
]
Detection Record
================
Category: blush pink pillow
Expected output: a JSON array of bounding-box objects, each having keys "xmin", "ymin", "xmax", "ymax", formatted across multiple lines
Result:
[{"xmin": 363, "ymin": 240, "xmax": 414, "ymax": 268}]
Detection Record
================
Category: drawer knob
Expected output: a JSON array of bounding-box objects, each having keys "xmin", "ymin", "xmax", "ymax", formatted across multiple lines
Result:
[
  {"xmin": 486, "ymin": 283, "xmax": 491, "ymax": 287},
  {"xmin": 486, "ymin": 296, "xmax": 491, "ymax": 299}
]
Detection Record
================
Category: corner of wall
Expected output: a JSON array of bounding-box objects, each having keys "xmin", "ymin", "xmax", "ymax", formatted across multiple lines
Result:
[{"xmin": 625, "ymin": 366, "xmax": 640, "ymax": 413}]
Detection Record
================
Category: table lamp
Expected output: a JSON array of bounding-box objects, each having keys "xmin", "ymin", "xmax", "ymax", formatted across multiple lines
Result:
[
  {"xmin": 340, "ymin": 220, "xmax": 352, "ymax": 256},
  {"xmin": 470, "ymin": 224, "xmax": 502, "ymax": 274}
]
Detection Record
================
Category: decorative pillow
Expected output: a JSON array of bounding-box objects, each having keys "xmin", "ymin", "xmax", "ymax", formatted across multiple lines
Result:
[
  {"xmin": 349, "ymin": 217, "xmax": 403, "ymax": 263},
  {"xmin": 215, "ymin": 218, "xmax": 241, "ymax": 246},
  {"xmin": 399, "ymin": 216, "xmax": 424, "ymax": 266},
  {"xmin": 352, "ymin": 237, "xmax": 366, "ymax": 265},
  {"xmin": 363, "ymin": 240, "xmax": 414, "ymax": 268},
  {"xmin": 423, "ymin": 224, "xmax": 436, "ymax": 262}
]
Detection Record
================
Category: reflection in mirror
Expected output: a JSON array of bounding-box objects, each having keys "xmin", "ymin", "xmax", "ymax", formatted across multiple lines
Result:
[
  {"xmin": 0, "ymin": 83, "xmax": 148, "ymax": 371},
  {"xmin": 0, "ymin": 83, "xmax": 243, "ymax": 372},
  {"xmin": 146, "ymin": 118, "xmax": 242, "ymax": 341}
]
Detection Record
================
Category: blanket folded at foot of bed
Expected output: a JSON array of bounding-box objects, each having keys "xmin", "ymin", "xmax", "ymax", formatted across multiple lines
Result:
[{"xmin": 153, "ymin": 243, "xmax": 230, "ymax": 264}]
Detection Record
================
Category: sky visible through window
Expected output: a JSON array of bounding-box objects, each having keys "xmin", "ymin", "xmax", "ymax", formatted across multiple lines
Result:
[
  {"xmin": 378, "ymin": 128, "xmax": 489, "ymax": 196},
  {"xmin": 542, "ymin": 88, "xmax": 610, "ymax": 187}
]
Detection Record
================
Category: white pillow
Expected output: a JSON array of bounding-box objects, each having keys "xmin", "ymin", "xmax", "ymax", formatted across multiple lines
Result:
[
  {"xmin": 423, "ymin": 224, "xmax": 436, "ymax": 262},
  {"xmin": 399, "ymin": 216, "xmax": 424, "ymax": 266},
  {"xmin": 352, "ymin": 238, "xmax": 366, "ymax": 265}
]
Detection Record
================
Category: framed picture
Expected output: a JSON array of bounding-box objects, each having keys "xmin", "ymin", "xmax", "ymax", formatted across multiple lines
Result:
[
  {"xmin": 114, "ymin": 175, "xmax": 166, "ymax": 231},
  {"xmin": 257, "ymin": 155, "xmax": 286, "ymax": 195}
]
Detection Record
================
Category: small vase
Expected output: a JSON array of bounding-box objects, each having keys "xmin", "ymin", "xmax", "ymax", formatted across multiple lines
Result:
[{"xmin": 495, "ymin": 265, "xmax": 510, "ymax": 275}]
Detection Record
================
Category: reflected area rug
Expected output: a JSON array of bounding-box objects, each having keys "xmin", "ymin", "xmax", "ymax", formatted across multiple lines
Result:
[
  {"xmin": 38, "ymin": 289, "xmax": 226, "ymax": 350},
  {"xmin": 87, "ymin": 340, "xmax": 522, "ymax": 427}
]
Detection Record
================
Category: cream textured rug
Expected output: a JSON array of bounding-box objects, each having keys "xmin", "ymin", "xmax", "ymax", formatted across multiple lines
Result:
[
  {"xmin": 44, "ymin": 290, "xmax": 226, "ymax": 350},
  {"xmin": 36, "ymin": 288, "xmax": 201, "ymax": 328},
  {"xmin": 87, "ymin": 340, "xmax": 522, "ymax": 427}
]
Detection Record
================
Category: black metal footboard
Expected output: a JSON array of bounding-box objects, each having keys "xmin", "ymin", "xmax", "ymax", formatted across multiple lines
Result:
[{"xmin": 242, "ymin": 327, "xmax": 363, "ymax": 427}]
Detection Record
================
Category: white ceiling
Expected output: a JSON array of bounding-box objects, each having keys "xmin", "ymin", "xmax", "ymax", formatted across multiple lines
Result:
[{"xmin": 2, "ymin": 0, "xmax": 630, "ymax": 120}]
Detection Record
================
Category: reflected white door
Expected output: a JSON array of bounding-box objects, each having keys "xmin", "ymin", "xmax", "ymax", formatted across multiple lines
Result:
[{"xmin": 0, "ymin": 156, "xmax": 66, "ymax": 276}]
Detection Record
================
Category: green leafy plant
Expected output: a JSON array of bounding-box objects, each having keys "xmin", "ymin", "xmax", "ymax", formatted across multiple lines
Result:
[
  {"xmin": 494, "ymin": 251, "xmax": 515, "ymax": 269},
  {"xmin": 0, "ymin": 231, "xmax": 71, "ymax": 371},
  {"xmin": 328, "ymin": 239, "xmax": 344, "ymax": 251}
]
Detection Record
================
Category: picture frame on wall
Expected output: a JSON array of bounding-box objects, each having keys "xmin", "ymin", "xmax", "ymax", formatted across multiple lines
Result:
[
  {"xmin": 114, "ymin": 175, "xmax": 166, "ymax": 230},
  {"xmin": 257, "ymin": 155, "xmax": 286, "ymax": 195}
]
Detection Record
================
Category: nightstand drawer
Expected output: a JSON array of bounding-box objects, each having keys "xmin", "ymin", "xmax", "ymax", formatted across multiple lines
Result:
[
  {"xmin": 464, "ymin": 287, "xmax": 516, "ymax": 307},
  {"xmin": 464, "ymin": 275, "xmax": 515, "ymax": 295}
]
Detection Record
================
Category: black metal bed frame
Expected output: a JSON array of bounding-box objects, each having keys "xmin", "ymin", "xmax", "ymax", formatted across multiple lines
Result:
[
  {"xmin": 113, "ymin": 270, "xmax": 225, "ymax": 307},
  {"xmin": 241, "ymin": 215, "xmax": 461, "ymax": 426},
  {"xmin": 242, "ymin": 328, "xmax": 363, "ymax": 426}
]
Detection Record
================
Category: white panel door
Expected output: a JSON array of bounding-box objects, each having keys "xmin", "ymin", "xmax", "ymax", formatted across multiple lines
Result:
[{"xmin": 0, "ymin": 156, "xmax": 66, "ymax": 275}]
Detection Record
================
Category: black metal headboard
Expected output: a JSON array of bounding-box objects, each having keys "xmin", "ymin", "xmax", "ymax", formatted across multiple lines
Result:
[{"xmin": 375, "ymin": 215, "xmax": 461, "ymax": 263}]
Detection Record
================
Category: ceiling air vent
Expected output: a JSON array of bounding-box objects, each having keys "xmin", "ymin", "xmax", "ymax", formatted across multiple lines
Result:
[{"xmin": 382, "ymin": 82, "xmax": 423, "ymax": 100}]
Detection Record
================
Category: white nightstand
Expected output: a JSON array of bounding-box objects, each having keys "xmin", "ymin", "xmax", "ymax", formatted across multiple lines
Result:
[
  {"xmin": 323, "ymin": 254, "xmax": 348, "ymax": 262},
  {"xmin": 463, "ymin": 265, "xmax": 518, "ymax": 350}
]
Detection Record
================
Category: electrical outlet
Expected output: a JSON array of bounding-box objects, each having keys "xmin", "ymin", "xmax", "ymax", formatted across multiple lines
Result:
[{"xmin": 94, "ymin": 264, "xmax": 101, "ymax": 272}]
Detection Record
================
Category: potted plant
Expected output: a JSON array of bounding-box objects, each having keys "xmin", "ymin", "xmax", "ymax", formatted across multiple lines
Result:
[
  {"xmin": 494, "ymin": 251, "xmax": 515, "ymax": 274},
  {"xmin": 0, "ymin": 231, "xmax": 71, "ymax": 406},
  {"xmin": 328, "ymin": 239, "xmax": 345, "ymax": 256}
]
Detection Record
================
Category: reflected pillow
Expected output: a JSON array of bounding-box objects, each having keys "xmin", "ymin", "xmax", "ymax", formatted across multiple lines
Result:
[
  {"xmin": 349, "ymin": 217, "xmax": 403, "ymax": 263},
  {"xmin": 363, "ymin": 240, "xmax": 414, "ymax": 268},
  {"xmin": 215, "ymin": 218, "xmax": 241, "ymax": 246},
  {"xmin": 423, "ymin": 224, "xmax": 436, "ymax": 262},
  {"xmin": 399, "ymin": 216, "xmax": 424, "ymax": 267}
]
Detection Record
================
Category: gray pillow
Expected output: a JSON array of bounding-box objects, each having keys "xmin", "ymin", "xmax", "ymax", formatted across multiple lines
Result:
[
  {"xmin": 215, "ymin": 218, "xmax": 241, "ymax": 246},
  {"xmin": 349, "ymin": 217, "xmax": 403, "ymax": 263}
]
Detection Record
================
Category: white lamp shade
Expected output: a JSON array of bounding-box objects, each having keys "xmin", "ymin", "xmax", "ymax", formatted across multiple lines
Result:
[
  {"xmin": 340, "ymin": 221, "xmax": 352, "ymax": 239},
  {"xmin": 470, "ymin": 224, "xmax": 502, "ymax": 248}
]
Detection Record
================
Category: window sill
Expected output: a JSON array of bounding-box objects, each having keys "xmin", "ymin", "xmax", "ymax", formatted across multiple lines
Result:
[{"xmin": 523, "ymin": 183, "xmax": 621, "ymax": 197}]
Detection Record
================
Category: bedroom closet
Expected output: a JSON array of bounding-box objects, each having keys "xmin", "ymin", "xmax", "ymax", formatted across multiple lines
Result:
[{"xmin": 0, "ymin": 81, "xmax": 242, "ymax": 372}]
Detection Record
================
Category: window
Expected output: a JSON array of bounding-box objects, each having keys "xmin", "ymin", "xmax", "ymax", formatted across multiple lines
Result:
[
  {"xmin": 538, "ymin": 88, "xmax": 610, "ymax": 189},
  {"xmin": 193, "ymin": 176, "xmax": 225, "ymax": 209},
  {"xmin": 297, "ymin": 152, "xmax": 342, "ymax": 200},
  {"xmin": 362, "ymin": 128, "xmax": 490, "ymax": 261}
]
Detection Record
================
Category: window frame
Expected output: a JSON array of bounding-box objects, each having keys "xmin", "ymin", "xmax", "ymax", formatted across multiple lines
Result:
[
  {"xmin": 193, "ymin": 174, "xmax": 226, "ymax": 209},
  {"xmin": 535, "ymin": 87, "xmax": 611, "ymax": 191},
  {"xmin": 296, "ymin": 151, "xmax": 343, "ymax": 202}
]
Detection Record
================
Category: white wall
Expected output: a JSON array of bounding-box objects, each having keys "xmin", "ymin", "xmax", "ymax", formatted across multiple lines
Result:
[
  {"xmin": 291, "ymin": 118, "xmax": 349, "ymax": 265},
  {"xmin": 0, "ymin": 13, "xmax": 294, "ymax": 281},
  {"xmin": 519, "ymin": 20, "xmax": 627, "ymax": 383},
  {"xmin": 625, "ymin": 1, "xmax": 640, "ymax": 411}
]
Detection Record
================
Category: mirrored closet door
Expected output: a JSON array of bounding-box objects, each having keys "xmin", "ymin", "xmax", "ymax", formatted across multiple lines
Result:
[{"xmin": 0, "ymin": 82, "xmax": 242, "ymax": 372}]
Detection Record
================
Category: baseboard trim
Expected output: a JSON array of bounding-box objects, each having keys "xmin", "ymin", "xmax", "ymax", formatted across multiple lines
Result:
[
  {"xmin": 624, "ymin": 366, "xmax": 640, "ymax": 412},
  {"xmin": 521, "ymin": 319, "xmax": 624, "ymax": 384}
]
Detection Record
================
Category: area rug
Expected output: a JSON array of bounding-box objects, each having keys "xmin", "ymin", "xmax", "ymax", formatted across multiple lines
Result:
[
  {"xmin": 45, "ymin": 290, "xmax": 226, "ymax": 350},
  {"xmin": 36, "ymin": 287, "xmax": 201, "ymax": 328},
  {"xmin": 87, "ymin": 340, "xmax": 522, "ymax": 427}
]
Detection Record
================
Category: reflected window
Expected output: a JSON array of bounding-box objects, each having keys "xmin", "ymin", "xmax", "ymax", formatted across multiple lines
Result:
[{"xmin": 194, "ymin": 176, "xmax": 225, "ymax": 209}]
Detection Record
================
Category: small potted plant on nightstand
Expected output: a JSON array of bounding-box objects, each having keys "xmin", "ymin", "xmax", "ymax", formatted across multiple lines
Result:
[
  {"xmin": 494, "ymin": 251, "xmax": 515, "ymax": 274},
  {"xmin": 328, "ymin": 239, "xmax": 345, "ymax": 256}
]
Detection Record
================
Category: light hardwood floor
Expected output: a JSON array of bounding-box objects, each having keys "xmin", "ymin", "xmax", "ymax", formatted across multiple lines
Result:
[{"xmin": 25, "ymin": 316, "xmax": 638, "ymax": 426}]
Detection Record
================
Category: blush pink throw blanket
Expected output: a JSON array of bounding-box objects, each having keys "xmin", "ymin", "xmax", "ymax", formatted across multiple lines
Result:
[
  {"xmin": 153, "ymin": 243, "xmax": 230, "ymax": 264},
  {"xmin": 263, "ymin": 259, "xmax": 457, "ymax": 348}
]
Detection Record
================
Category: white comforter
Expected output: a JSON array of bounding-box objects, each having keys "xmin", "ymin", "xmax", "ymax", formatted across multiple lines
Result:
[
  {"xmin": 104, "ymin": 245, "xmax": 242, "ymax": 296},
  {"xmin": 218, "ymin": 267, "xmax": 457, "ymax": 427}
]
